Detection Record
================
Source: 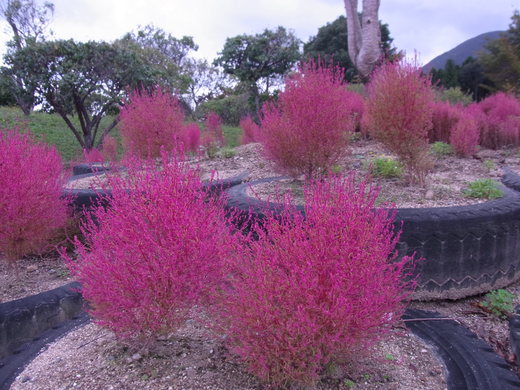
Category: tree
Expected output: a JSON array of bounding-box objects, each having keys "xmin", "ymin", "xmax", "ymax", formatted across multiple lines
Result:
[
  {"xmin": 118, "ymin": 25, "xmax": 198, "ymax": 95},
  {"xmin": 343, "ymin": 0, "xmax": 382, "ymax": 79},
  {"xmin": 0, "ymin": 0, "xmax": 54, "ymax": 114},
  {"xmin": 479, "ymin": 10, "xmax": 520, "ymax": 94},
  {"xmin": 304, "ymin": 15, "xmax": 395, "ymax": 81},
  {"xmin": 214, "ymin": 26, "xmax": 301, "ymax": 118},
  {"xmin": 4, "ymin": 39, "xmax": 156, "ymax": 150},
  {"xmin": 184, "ymin": 58, "xmax": 230, "ymax": 110}
]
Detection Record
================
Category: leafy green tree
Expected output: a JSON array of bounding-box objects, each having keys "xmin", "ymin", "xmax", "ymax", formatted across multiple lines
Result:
[
  {"xmin": 479, "ymin": 10, "xmax": 520, "ymax": 94},
  {"xmin": 184, "ymin": 58, "xmax": 230, "ymax": 110},
  {"xmin": 458, "ymin": 57, "xmax": 492, "ymax": 101},
  {"xmin": 0, "ymin": 0, "xmax": 54, "ymax": 114},
  {"xmin": 304, "ymin": 15, "xmax": 395, "ymax": 81},
  {"xmin": 118, "ymin": 24, "xmax": 197, "ymax": 95},
  {"xmin": 214, "ymin": 26, "xmax": 301, "ymax": 118},
  {"xmin": 4, "ymin": 39, "xmax": 156, "ymax": 150}
]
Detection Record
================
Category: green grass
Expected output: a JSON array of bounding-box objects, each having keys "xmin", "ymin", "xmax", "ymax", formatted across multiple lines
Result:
[
  {"xmin": 222, "ymin": 125, "xmax": 242, "ymax": 148},
  {"xmin": 0, "ymin": 106, "xmax": 118, "ymax": 163}
]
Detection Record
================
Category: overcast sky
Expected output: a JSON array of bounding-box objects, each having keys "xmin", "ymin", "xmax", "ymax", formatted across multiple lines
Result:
[{"xmin": 0, "ymin": 0, "xmax": 518, "ymax": 66}]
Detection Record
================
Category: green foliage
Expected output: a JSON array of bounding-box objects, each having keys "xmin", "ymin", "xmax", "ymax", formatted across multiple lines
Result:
[
  {"xmin": 222, "ymin": 125, "xmax": 242, "ymax": 148},
  {"xmin": 369, "ymin": 157, "xmax": 402, "ymax": 178},
  {"xmin": 4, "ymin": 39, "xmax": 156, "ymax": 150},
  {"xmin": 463, "ymin": 178, "xmax": 503, "ymax": 199},
  {"xmin": 431, "ymin": 141, "xmax": 453, "ymax": 157},
  {"xmin": 480, "ymin": 11, "xmax": 520, "ymax": 94},
  {"xmin": 196, "ymin": 94, "xmax": 251, "ymax": 126},
  {"xmin": 303, "ymin": 15, "xmax": 396, "ymax": 82},
  {"xmin": 483, "ymin": 159, "xmax": 496, "ymax": 171},
  {"xmin": 438, "ymin": 87, "xmax": 473, "ymax": 106},
  {"xmin": 480, "ymin": 289, "xmax": 516, "ymax": 319}
]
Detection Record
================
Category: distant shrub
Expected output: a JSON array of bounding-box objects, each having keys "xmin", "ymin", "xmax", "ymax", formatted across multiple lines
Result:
[
  {"xmin": 64, "ymin": 153, "xmax": 237, "ymax": 344},
  {"xmin": 202, "ymin": 112, "xmax": 224, "ymax": 158},
  {"xmin": 181, "ymin": 123, "xmax": 201, "ymax": 154},
  {"xmin": 196, "ymin": 93, "xmax": 251, "ymax": 126},
  {"xmin": 0, "ymin": 130, "xmax": 68, "ymax": 266},
  {"xmin": 369, "ymin": 157, "xmax": 402, "ymax": 178},
  {"xmin": 431, "ymin": 141, "xmax": 453, "ymax": 157},
  {"xmin": 449, "ymin": 110, "xmax": 480, "ymax": 157},
  {"xmin": 239, "ymin": 115, "xmax": 260, "ymax": 145},
  {"xmin": 438, "ymin": 86, "xmax": 473, "ymax": 106},
  {"xmin": 429, "ymin": 101, "xmax": 461, "ymax": 143},
  {"xmin": 101, "ymin": 135, "xmax": 118, "ymax": 162},
  {"xmin": 464, "ymin": 178, "xmax": 503, "ymax": 199},
  {"xmin": 83, "ymin": 148, "xmax": 104, "ymax": 163},
  {"xmin": 215, "ymin": 174, "xmax": 416, "ymax": 388},
  {"xmin": 476, "ymin": 92, "xmax": 520, "ymax": 149},
  {"xmin": 365, "ymin": 61, "xmax": 435, "ymax": 185},
  {"xmin": 259, "ymin": 60, "xmax": 356, "ymax": 179},
  {"xmin": 119, "ymin": 86, "xmax": 185, "ymax": 158}
]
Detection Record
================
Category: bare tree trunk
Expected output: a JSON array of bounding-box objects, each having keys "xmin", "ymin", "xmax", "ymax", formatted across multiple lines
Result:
[{"xmin": 344, "ymin": 0, "xmax": 382, "ymax": 79}]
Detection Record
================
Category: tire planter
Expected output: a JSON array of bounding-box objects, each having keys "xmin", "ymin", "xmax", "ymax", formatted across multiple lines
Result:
[
  {"xmin": 63, "ymin": 170, "xmax": 249, "ymax": 211},
  {"xmin": 71, "ymin": 163, "xmax": 111, "ymax": 176},
  {"xmin": 224, "ymin": 176, "xmax": 520, "ymax": 300}
]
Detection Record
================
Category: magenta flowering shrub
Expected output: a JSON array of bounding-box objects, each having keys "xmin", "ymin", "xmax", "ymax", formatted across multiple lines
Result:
[
  {"xmin": 101, "ymin": 135, "xmax": 118, "ymax": 162},
  {"xmin": 119, "ymin": 86, "xmax": 185, "ymax": 158},
  {"xmin": 64, "ymin": 153, "xmax": 238, "ymax": 343},
  {"xmin": 201, "ymin": 112, "xmax": 224, "ymax": 156},
  {"xmin": 239, "ymin": 115, "xmax": 259, "ymax": 145},
  {"xmin": 476, "ymin": 92, "xmax": 520, "ymax": 149},
  {"xmin": 450, "ymin": 110, "xmax": 480, "ymax": 157},
  {"xmin": 259, "ymin": 60, "xmax": 356, "ymax": 179},
  {"xmin": 429, "ymin": 101, "xmax": 462, "ymax": 143},
  {"xmin": 83, "ymin": 148, "xmax": 104, "ymax": 163},
  {"xmin": 0, "ymin": 130, "xmax": 68, "ymax": 265},
  {"xmin": 365, "ymin": 61, "xmax": 435, "ymax": 185},
  {"xmin": 181, "ymin": 123, "xmax": 201, "ymax": 154},
  {"xmin": 215, "ymin": 174, "xmax": 416, "ymax": 388}
]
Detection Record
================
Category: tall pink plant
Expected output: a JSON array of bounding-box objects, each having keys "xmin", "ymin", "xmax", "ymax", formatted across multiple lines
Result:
[
  {"xmin": 215, "ymin": 174, "xmax": 416, "ymax": 388},
  {"xmin": 259, "ymin": 60, "xmax": 357, "ymax": 179},
  {"xmin": 64, "ymin": 152, "xmax": 238, "ymax": 344},
  {"xmin": 239, "ymin": 115, "xmax": 259, "ymax": 145},
  {"xmin": 430, "ymin": 101, "xmax": 462, "ymax": 143},
  {"xmin": 365, "ymin": 61, "xmax": 435, "ymax": 185},
  {"xmin": 119, "ymin": 86, "xmax": 185, "ymax": 158},
  {"xmin": 0, "ymin": 130, "xmax": 68, "ymax": 266},
  {"xmin": 450, "ymin": 110, "xmax": 480, "ymax": 157}
]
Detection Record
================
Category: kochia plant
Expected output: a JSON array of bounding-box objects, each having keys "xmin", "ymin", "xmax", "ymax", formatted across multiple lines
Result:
[
  {"xmin": 239, "ymin": 115, "xmax": 260, "ymax": 145},
  {"xmin": 0, "ymin": 130, "xmax": 68, "ymax": 266},
  {"xmin": 64, "ymin": 153, "xmax": 238, "ymax": 344},
  {"xmin": 449, "ymin": 110, "xmax": 480, "ymax": 157},
  {"xmin": 259, "ymin": 60, "xmax": 357, "ymax": 179},
  {"xmin": 119, "ymin": 86, "xmax": 185, "ymax": 158},
  {"xmin": 366, "ymin": 61, "xmax": 435, "ymax": 185},
  {"xmin": 202, "ymin": 112, "xmax": 225, "ymax": 157},
  {"xmin": 215, "ymin": 174, "xmax": 416, "ymax": 388},
  {"xmin": 181, "ymin": 123, "xmax": 201, "ymax": 154},
  {"xmin": 429, "ymin": 101, "xmax": 462, "ymax": 144}
]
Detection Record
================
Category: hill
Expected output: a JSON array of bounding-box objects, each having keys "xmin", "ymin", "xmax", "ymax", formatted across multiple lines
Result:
[{"xmin": 422, "ymin": 30, "xmax": 504, "ymax": 72}]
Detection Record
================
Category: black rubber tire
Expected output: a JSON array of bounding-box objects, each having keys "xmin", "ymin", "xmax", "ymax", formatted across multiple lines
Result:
[
  {"xmin": 224, "ymin": 177, "xmax": 520, "ymax": 300},
  {"xmin": 72, "ymin": 163, "xmax": 111, "ymax": 176},
  {"xmin": 405, "ymin": 309, "xmax": 520, "ymax": 389}
]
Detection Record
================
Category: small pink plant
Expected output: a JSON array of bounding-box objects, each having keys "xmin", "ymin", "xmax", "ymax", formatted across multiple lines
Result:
[
  {"xmin": 365, "ymin": 60, "xmax": 435, "ymax": 185},
  {"xmin": 430, "ymin": 101, "xmax": 462, "ymax": 143},
  {"xmin": 239, "ymin": 115, "xmax": 259, "ymax": 145},
  {"xmin": 202, "ymin": 112, "xmax": 224, "ymax": 157},
  {"xmin": 450, "ymin": 110, "xmax": 480, "ymax": 157},
  {"xmin": 64, "ymin": 152, "xmax": 237, "ymax": 344},
  {"xmin": 215, "ymin": 174, "xmax": 416, "ymax": 388},
  {"xmin": 83, "ymin": 148, "xmax": 104, "ymax": 163},
  {"xmin": 119, "ymin": 86, "xmax": 185, "ymax": 158},
  {"xmin": 0, "ymin": 130, "xmax": 68, "ymax": 266},
  {"xmin": 101, "ymin": 135, "xmax": 118, "ymax": 162},
  {"xmin": 259, "ymin": 60, "xmax": 357, "ymax": 179},
  {"xmin": 181, "ymin": 123, "xmax": 201, "ymax": 154}
]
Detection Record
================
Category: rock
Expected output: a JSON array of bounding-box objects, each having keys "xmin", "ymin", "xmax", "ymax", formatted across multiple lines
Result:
[
  {"xmin": 425, "ymin": 190, "xmax": 434, "ymax": 200},
  {"xmin": 26, "ymin": 265, "xmax": 38, "ymax": 272}
]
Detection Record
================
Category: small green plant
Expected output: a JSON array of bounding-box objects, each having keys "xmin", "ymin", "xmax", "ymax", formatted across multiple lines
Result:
[
  {"xmin": 431, "ymin": 141, "xmax": 453, "ymax": 157},
  {"xmin": 330, "ymin": 164, "xmax": 343, "ymax": 174},
  {"xmin": 369, "ymin": 157, "xmax": 402, "ymax": 178},
  {"xmin": 463, "ymin": 179, "xmax": 503, "ymax": 199},
  {"xmin": 220, "ymin": 147, "xmax": 236, "ymax": 159},
  {"xmin": 480, "ymin": 289, "xmax": 516, "ymax": 319},
  {"xmin": 362, "ymin": 374, "xmax": 371, "ymax": 381},
  {"xmin": 343, "ymin": 379, "xmax": 356, "ymax": 389},
  {"xmin": 384, "ymin": 353, "xmax": 395, "ymax": 361},
  {"xmin": 483, "ymin": 159, "xmax": 496, "ymax": 171}
]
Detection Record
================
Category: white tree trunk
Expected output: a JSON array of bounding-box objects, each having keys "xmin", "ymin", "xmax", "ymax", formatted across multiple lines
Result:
[{"xmin": 344, "ymin": 0, "xmax": 382, "ymax": 79}]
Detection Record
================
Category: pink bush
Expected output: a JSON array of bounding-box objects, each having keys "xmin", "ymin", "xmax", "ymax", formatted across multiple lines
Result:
[
  {"xmin": 83, "ymin": 148, "xmax": 104, "ymax": 163},
  {"xmin": 215, "ymin": 174, "xmax": 416, "ymax": 388},
  {"xmin": 101, "ymin": 135, "xmax": 118, "ymax": 162},
  {"xmin": 450, "ymin": 110, "xmax": 480, "ymax": 157},
  {"xmin": 181, "ymin": 123, "xmax": 201, "ymax": 153},
  {"xmin": 0, "ymin": 130, "xmax": 68, "ymax": 265},
  {"xmin": 119, "ymin": 86, "xmax": 185, "ymax": 158},
  {"xmin": 346, "ymin": 90, "xmax": 365, "ymax": 132},
  {"xmin": 477, "ymin": 92, "xmax": 520, "ymax": 149},
  {"xmin": 365, "ymin": 61, "xmax": 435, "ymax": 185},
  {"xmin": 259, "ymin": 60, "xmax": 357, "ymax": 179},
  {"xmin": 239, "ymin": 115, "xmax": 259, "ymax": 145},
  {"xmin": 201, "ymin": 112, "xmax": 224, "ymax": 156},
  {"xmin": 64, "ymin": 153, "xmax": 237, "ymax": 343},
  {"xmin": 430, "ymin": 101, "xmax": 462, "ymax": 143}
]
